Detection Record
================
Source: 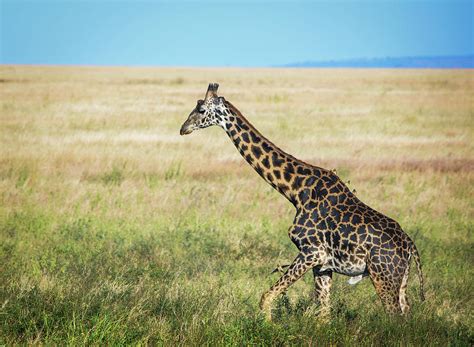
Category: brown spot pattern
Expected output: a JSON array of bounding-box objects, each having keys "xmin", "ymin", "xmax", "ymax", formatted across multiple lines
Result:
[{"xmin": 221, "ymin": 101, "xmax": 424, "ymax": 318}]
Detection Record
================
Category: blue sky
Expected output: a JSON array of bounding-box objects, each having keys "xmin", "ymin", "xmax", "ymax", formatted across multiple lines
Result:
[{"xmin": 1, "ymin": 0, "xmax": 472, "ymax": 66}]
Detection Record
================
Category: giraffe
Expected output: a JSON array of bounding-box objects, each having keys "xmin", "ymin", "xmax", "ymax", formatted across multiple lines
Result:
[{"xmin": 180, "ymin": 83, "xmax": 425, "ymax": 319}]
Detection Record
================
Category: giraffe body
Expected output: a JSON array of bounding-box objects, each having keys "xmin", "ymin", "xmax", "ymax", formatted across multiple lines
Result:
[{"xmin": 180, "ymin": 83, "xmax": 425, "ymax": 319}]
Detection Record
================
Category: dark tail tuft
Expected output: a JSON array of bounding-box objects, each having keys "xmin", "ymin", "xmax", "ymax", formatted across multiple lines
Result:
[{"xmin": 411, "ymin": 243, "xmax": 425, "ymax": 301}]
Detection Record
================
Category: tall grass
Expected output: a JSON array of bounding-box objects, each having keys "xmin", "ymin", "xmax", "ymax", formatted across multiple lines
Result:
[{"xmin": 0, "ymin": 66, "xmax": 473, "ymax": 345}]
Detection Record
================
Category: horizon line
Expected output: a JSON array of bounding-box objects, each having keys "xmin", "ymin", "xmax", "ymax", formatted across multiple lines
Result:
[{"xmin": 1, "ymin": 54, "xmax": 473, "ymax": 69}]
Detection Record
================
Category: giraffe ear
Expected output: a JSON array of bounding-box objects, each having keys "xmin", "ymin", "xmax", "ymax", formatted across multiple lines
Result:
[{"xmin": 205, "ymin": 83, "xmax": 219, "ymax": 100}]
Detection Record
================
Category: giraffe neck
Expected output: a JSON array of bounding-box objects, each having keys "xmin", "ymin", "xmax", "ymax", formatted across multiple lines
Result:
[{"xmin": 221, "ymin": 101, "xmax": 328, "ymax": 207}]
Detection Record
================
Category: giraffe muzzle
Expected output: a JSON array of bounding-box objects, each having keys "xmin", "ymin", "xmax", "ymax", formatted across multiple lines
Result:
[{"xmin": 179, "ymin": 122, "xmax": 193, "ymax": 135}]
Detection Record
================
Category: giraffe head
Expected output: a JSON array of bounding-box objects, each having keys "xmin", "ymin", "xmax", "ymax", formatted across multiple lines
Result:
[{"xmin": 180, "ymin": 83, "xmax": 227, "ymax": 135}]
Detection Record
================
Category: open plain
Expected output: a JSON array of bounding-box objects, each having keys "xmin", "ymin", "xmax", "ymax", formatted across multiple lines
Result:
[{"xmin": 0, "ymin": 66, "xmax": 473, "ymax": 345}]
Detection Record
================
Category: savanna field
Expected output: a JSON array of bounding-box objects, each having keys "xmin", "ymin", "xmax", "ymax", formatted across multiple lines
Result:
[{"xmin": 0, "ymin": 66, "xmax": 473, "ymax": 345}]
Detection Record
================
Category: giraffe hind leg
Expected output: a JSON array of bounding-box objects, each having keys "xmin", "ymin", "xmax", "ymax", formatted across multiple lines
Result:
[
  {"xmin": 370, "ymin": 275, "xmax": 402, "ymax": 314},
  {"xmin": 368, "ymin": 261, "xmax": 405, "ymax": 314},
  {"xmin": 399, "ymin": 264, "xmax": 411, "ymax": 314}
]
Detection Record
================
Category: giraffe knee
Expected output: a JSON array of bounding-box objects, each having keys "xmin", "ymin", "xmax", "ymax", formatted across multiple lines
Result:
[{"xmin": 259, "ymin": 292, "xmax": 270, "ymax": 309}]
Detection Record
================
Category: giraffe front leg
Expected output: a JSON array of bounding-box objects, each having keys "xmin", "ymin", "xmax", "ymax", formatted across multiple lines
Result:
[
  {"xmin": 260, "ymin": 250, "xmax": 322, "ymax": 320},
  {"xmin": 312, "ymin": 269, "xmax": 333, "ymax": 318}
]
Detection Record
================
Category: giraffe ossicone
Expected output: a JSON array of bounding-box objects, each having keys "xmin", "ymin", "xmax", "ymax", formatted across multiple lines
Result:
[{"xmin": 180, "ymin": 83, "xmax": 425, "ymax": 319}]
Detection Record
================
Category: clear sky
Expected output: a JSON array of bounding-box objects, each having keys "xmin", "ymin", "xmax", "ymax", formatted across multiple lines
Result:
[{"xmin": 1, "ymin": 0, "xmax": 473, "ymax": 66}]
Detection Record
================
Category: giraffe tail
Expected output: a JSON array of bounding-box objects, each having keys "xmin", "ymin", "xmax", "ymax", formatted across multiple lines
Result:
[{"xmin": 411, "ymin": 243, "xmax": 425, "ymax": 302}]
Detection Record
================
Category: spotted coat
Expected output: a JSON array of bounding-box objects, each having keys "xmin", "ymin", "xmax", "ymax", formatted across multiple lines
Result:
[{"xmin": 180, "ymin": 83, "xmax": 425, "ymax": 319}]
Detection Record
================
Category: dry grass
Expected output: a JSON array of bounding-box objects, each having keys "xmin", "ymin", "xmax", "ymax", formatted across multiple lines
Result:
[{"xmin": 0, "ymin": 66, "xmax": 473, "ymax": 345}]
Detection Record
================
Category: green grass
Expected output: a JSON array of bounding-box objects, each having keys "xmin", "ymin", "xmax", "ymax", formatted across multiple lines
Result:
[
  {"xmin": 0, "ymin": 66, "xmax": 473, "ymax": 345},
  {"xmin": 1, "ymin": 207, "xmax": 472, "ymax": 345}
]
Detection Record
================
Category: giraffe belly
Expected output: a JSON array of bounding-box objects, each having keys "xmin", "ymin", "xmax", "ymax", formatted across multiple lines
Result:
[{"xmin": 319, "ymin": 256, "xmax": 367, "ymax": 277}]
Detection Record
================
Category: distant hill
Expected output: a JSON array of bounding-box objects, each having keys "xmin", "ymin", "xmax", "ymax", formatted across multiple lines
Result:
[{"xmin": 284, "ymin": 55, "xmax": 474, "ymax": 68}]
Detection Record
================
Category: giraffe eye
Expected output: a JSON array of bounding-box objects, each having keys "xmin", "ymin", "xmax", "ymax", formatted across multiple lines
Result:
[{"xmin": 198, "ymin": 108, "xmax": 205, "ymax": 114}]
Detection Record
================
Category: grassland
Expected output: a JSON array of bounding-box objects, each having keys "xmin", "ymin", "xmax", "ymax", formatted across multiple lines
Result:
[{"xmin": 0, "ymin": 66, "xmax": 473, "ymax": 345}]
